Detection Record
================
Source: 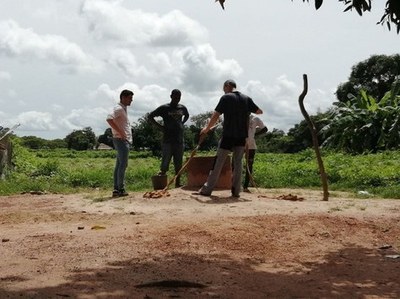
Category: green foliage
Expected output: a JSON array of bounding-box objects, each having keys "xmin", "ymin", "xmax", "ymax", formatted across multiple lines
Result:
[
  {"xmin": 97, "ymin": 128, "xmax": 114, "ymax": 149},
  {"xmin": 131, "ymin": 111, "xmax": 222, "ymax": 154},
  {"xmin": 65, "ymin": 127, "xmax": 96, "ymax": 151},
  {"xmin": 1, "ymin": 146, "xmax": 399, "ymax": 199},
  {"xmin": 257, "ymin": 129, "xmax": 293, "ymax": 153},
  {"xmin": 188, "ymin": 111, "xmax": 222, "ymax": 150},
  {"xmin": 0, "ymin": 146, "xmax": 161, "ymax": 195},
  {"xmin": 286, "ymin": 112, "xmax": 330, "ymax": 153},
  {"xmin": 252, "ymin": 150, "xmax": 400, "ymax": 198},
  {"xmin": 131, "ymin": 113, "xmax": 163, "ymax": 155},
  {"xmin": 336, "ymin": 54, "xmax": 400, "ymax": 103},
  {"xmin": 322, "ymin": 81, "xmax": 400, "ymax": 153},
  {"xmin": 19, "ymin": 136, "xmax": 67, "ymax": 150},
  {"xmin": 19, "ymin": 136, "xmax": 46, "ymax": 149}
]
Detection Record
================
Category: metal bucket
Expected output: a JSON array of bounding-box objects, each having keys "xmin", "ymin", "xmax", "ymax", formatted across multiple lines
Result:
[{"xmin": 151, "ymin": 174, "xmax": 168, "ymax": 190}]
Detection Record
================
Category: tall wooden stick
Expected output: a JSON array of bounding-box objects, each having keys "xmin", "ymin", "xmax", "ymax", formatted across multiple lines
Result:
[{"xmin": 298, "ymin": 74, "xmax": 329, "ymax": 201}]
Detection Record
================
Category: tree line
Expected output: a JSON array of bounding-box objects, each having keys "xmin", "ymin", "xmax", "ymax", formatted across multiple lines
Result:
[{"xmin": 18, "ymin": 54, "xmax": 400, "ymax": 155}]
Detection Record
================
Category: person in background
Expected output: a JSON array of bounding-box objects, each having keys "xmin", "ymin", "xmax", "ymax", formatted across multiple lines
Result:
[
  {"xmin": 243, "ymin": 114, "xmax": 268, "ymax": 192},
  {"xmin": 197, "ymin": 79, "xmax": 263, "ymax": 198},
  {"xmin": 148, "ymin": 89, "xmax": 189, "ymax": 188},
  {"xmin": 106, "ymin": 89, "xmax": 134, "ymax": 197}
]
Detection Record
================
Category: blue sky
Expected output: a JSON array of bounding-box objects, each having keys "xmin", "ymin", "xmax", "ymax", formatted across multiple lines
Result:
[{"xmin": 0, "ymin": 0, "xmax": 399, "ymax": 139}]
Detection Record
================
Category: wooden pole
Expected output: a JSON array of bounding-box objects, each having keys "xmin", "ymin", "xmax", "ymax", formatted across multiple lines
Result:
[{"xmin": 298, "ymin": 74, "xmax": 329, "ymax": 201}]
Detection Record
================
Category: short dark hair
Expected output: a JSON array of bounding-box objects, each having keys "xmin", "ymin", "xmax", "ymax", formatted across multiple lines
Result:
[
  {"xmin": 224, "ymin": 79, "xmax": 236, "ymax": 88},
  {"xmin": 120, "ymin": 89, "xmax": 134, "ymax": 100},
  {"xmin": 171, "ymin": 89, "xmax": 181, "ymax": 96}
]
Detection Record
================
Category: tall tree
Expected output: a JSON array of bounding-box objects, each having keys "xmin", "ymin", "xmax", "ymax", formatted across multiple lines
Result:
[
  {"xmin": 336, "ymin": 54, "xmax": 400, "ymax": 103},
  {"xmin": 131, "ymin": 113, "xmax": 163, "ymax": 155},
  {"xmin": 65, "ymin": 127, "xmax": 96, "ymax": 151}
]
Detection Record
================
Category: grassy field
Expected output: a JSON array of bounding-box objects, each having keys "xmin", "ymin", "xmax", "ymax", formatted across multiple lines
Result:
[{"xmin": 0, "ymin": 143, "xmax": 399, "ymax": 199}]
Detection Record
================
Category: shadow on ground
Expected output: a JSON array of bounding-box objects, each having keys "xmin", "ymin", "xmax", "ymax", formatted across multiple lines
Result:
[{"xmin": 1, "ymin": 245, "xmax": 399, "ymax": 298}]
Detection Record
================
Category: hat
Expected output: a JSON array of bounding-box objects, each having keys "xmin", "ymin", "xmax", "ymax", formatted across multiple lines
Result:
[{"xmin": 224, "ymin": 79, "xmax": 236, "ymax": 88}]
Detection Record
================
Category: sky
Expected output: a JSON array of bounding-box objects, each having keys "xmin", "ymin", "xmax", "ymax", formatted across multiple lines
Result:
[{"xmin": 0, "ymin": 0, "xmax": 399, "ymax": 140}]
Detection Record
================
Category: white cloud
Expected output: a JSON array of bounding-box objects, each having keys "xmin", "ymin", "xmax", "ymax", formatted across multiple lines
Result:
[
  {"xmin": 1, "ymin": 0, "xmax": 397, "ymax": 140},
  {"xmin": 80, "ymin": 0, "xmax": 208, "ymax": 46},
  {"xmin": 0, "ymin": 19, "xmax": 102, "ymax": 73},
  {"xmin": 51, "ymin": 104, "xmax": 64, "ymax": 112},
  {"xmin": 242, "ymin": 76, "xmax": 335, "ymax": 131},
  {"xmin": 108, "ymin": 48, "xmax": 151, "ymax": 78},
  {"xmin": 0, "ymin": 71, "xmax": 11, "ymax": 80},
  {"xmin": 12, "ymin": 111, "xmax": 56, "ymax": 132},
  {"xmin": 60, "ymin": 107, "xmax": 110, "ymax": 132},
  {"xmin": 104, "ymin": 43, "xmax": 243, "ymax": 94},
  {"xmin": 178, "ymin": 44, "xmax": 242, "ymax": 92},
  {"xmin": 8, "ymin": 89, "xmax": 17, "ymax": 98}
]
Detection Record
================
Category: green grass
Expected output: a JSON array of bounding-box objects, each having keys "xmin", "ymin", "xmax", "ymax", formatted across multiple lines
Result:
[
  {"xmin": 1, "ymin": 144, "xmax": 399, "ymax": 199},
  {"xmin": 250, "ymin": 149, "xmax": 400, "ymax": 199}
]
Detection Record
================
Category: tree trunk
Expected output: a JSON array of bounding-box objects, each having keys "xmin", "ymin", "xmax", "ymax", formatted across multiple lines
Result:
[{"xmin": 298, "ymin": 74, "xmax": 329, "ymax": 201}]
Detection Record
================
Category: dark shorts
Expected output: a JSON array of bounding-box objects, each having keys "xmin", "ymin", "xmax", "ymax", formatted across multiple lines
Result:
[{"xmin": 219, "ymin": 136, "xmax": 246, "ymax": 150}]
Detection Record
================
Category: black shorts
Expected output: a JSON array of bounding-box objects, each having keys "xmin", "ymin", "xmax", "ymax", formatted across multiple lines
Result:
[{"xmin": 219, "ymin": 136, "xmax": 246, "ymax": 150}]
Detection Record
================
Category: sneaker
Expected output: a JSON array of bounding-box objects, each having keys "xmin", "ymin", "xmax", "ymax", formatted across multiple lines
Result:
[
  {"xmin": 118, "ymin": 189, "xmax": 129, "ymax": 197},
  {"xmin": 192, "ymin": 191, "xmax": 211, "ymax": 197},
  {"xmin": 112, "ymin": 190, "xmax": 119, "ymax": 197},
  {"xmin": 243, "ymin": 188, "xmax": 251, "ymax": 193}
]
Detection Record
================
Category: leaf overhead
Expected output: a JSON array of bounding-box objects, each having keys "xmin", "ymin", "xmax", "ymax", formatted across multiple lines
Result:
[
  {"xmin": 295, "ymin": 0, "xmax": 398, "ymax": 33},
  {"xmin": 315, "ymin": 0, "xmax": 323, "ymax": 10},
  {"xmin": 215, "ymin": 0, "xmax": 225, "ymax": 10}
]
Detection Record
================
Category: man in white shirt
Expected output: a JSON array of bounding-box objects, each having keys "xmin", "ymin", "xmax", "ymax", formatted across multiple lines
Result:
[
  {"xmin": 106, "ymin": 89, "xmax": 134, "ymax": 197},
  {"xmin": 244, "ymin": 114, "xmax": 267, "ymax": 192}
]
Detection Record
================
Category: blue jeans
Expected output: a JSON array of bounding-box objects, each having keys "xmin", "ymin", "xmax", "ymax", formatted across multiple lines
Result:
[{"xmin": 112, "ymin": 138, "xmax": 130, "ymax": 191}]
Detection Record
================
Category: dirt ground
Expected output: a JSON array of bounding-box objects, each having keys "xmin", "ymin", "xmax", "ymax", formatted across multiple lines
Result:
[{"xmin": 1, "ymin": 187, "xmax": 400, "ymax": 299}]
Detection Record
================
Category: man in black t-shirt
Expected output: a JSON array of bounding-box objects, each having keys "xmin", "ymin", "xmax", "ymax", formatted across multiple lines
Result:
[
  {"xmin": 198, "ymin": 80, "xmax": 263, "ymax": 198},
  {"xmin": 148, "ymin": 89, "xmax": 189, "ymax": 187}
]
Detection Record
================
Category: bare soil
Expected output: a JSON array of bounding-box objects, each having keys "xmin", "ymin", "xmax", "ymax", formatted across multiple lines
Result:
[{"xmin": 1, "ymin": 188, "xmax": 400, "ymax": 299}]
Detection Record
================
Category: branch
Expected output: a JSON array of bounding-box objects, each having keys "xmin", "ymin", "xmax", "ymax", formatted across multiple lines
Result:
[{"xmin": 298, "ymin": 74, "xmax": 329, "ymax": 201}]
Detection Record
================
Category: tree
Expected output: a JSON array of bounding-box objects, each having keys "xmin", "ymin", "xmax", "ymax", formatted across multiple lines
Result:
[
  {"xmin": 286, "ymin": 112, "xmax": 330, "ymax": 153},
  {"xmin": 46, "ymin": 139, "xmax": 67, "ymax": 149},
  {"xmin": 258, "ymin": 129, "xmax": 293, "ymax": 153},
  {"xmin": 336, "ymin": 54, "xmax": 400, "ymax": 103},
  {"xmin": 20, "ymin": 136, "xmax": 47, "ymax": 150},
  {"xmin": 321, "ymin": 80, "xmax": 400, "ymax": 153},
  {"xmin": 19, "ymin": 136, "xmax": 67, "ymax": 149},
  {"xmin": 131, "ymin": 113, "xmax": 163, "ymax": 155},
  {"xmin": 188, "ymin": 111, "xmax": 222, "ymax": 150},
  {"xmin": 97, "ymin": 128, "xmax": 114, "ymax": 149},
  {"xmin": 65, "ymin": 127, "xmax": 96, "ymax": 151}
]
